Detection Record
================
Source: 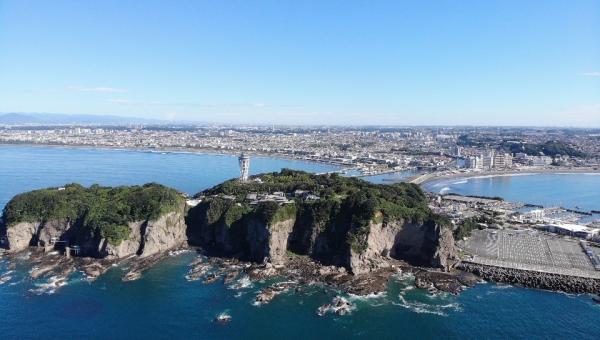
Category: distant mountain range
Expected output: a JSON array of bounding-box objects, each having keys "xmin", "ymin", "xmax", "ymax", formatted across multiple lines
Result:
[{"xmin": 0, "ymin": 113, "xmax": 163, "ymax": 125}]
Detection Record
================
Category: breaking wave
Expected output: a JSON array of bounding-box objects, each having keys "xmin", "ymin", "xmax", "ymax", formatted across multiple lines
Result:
[
  {"xmin": 393, "ymin": 295, "xmax": 462, "ymax": 316},
  {"xmin": 29, "ymin": 276, "xmax": 69, "ymax": 295}
]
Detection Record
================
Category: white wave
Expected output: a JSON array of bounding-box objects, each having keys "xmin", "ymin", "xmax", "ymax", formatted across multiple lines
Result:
[
  {"xmin": 214, "ymin": 310, "xmax": 232, "ymax": 324},
  {"xmin": 452, "ymin": 180, "xmax": 468, "ymax": 185},
  {"xmin": 467, "ymin": 173, "xmax": 538, "ymax": 180},
  {"xmin": 228, "ymin": 275, "xmax": 253, "ymax": 290},
  {"xmin": 29, "ymin": 276, "xmax": 68, "ymax": 295},
  {"xmin": 492, "ymin": 283, "xmax": 513, "ymax": 289},
  {"xmin": 426, "ymin": 290, "xmax": 449, "ymax": 299},
  {"xmin": 169, "ymin": 249, "xmax": 191, "ymax": 256},
  {"xmin": 317, "ymin": 296, "xmax": 357, "ymax": 316},
  {"xmin": 393, "ymin": 295, "xmax": 461, "ymax": 316},
  {"xmin": 216, "ymin": 310, "xmax": 231, "ymax": 319},
  {"xmin": 348, "ymin": 291, "xmax": 388, "ymax": 306},
  {"xmin": 0, "ymin": 275, "xmax": 12, "ymax": 285},
  {"xmin": 439, "ymin": 187, "xmax": 452, "ymax": 194},
  {"xmin": 398, "ymin": 285, "xmax": 415, "ymax": 295},
  {"xmin": 348, "ymin": 291, "xmax": 387, "ymax": 301}
]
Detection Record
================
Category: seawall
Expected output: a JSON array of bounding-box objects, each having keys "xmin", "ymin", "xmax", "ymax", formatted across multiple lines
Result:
[{"xmin": 459, "ymin": 261, "xmax": 600, "ymax": 294}]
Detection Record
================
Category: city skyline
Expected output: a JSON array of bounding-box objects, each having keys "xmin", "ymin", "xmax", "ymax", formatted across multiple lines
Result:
[{"xmin": 1, "ymin": 1, "xmax": 599, "ymax": 126}]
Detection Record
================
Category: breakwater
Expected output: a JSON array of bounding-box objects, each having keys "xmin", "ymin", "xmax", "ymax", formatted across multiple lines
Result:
[{"xmin": 459, "ymin": 261, "xmax": 600, "ymax": 294}]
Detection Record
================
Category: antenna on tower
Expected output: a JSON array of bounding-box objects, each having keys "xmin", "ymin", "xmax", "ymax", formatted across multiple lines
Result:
[{"xmin": 239, "ymin": 153, "xmax": 250, "ymax": 181}]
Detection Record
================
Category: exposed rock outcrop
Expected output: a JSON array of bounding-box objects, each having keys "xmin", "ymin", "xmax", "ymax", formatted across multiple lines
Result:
[
  {"xmin": 187, "ymin": 203, "xmax": 458, "ymax": 275},
  {"xmin": 348, "ymin": 219, "xmax": 458, "ymax": 274},
  {"xmin": 246, "ymin": 218, "xmax": 295, "ymax": 264},
  {"xmin": 1, "ymin": 203, "xmax": 187, "ymax": 260}
]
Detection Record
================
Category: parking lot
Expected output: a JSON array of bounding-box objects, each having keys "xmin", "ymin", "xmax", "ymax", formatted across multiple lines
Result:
[{"xmin": 460, "ymin": 229, "xmax": 600, "ymax": 279}]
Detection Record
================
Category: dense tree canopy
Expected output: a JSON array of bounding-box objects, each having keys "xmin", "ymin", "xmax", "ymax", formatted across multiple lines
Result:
[
  {"xmin": 193, "ymin": 169, "xmax": 446, "ymax": 253},
  {"xmin": 2, "ymin": 183, "xmax": 183, "ymax": 245}
]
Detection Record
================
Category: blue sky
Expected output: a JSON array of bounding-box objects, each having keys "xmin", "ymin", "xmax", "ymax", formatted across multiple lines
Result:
[{"xmin": 0, "ymin": 0, "xmax": 599, "ymax": 126}]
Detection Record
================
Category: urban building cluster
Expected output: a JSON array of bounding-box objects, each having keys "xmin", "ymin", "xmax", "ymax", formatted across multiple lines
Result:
[{"xmin": 1, "ymin": 125, "xmax": 598, "ymax": 176}]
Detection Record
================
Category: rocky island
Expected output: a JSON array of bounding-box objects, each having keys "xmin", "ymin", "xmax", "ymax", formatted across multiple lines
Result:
[
  {"xmin": 0, "ymin": 170, "xmax": 472, "ymax": 302},
  {"xmin": 187, "ymin": 170, "xmax": 458, "ymax": 272}
]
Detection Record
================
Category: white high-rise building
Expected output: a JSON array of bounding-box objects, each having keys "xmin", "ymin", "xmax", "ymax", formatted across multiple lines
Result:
[
  {"xmin": 493, "ymin": 153, "xmax": 513, "ymax": 169},
  {"xmin": 239, "ymin": 153, "xmax": 250, "ymax": 181},
  {"xmin": 482, "ymin": 150, "xmax": 494, "ymax": 171},
  {"xmin": 469, "ymin": 156, "xmax": 483, "ymax": 170}
]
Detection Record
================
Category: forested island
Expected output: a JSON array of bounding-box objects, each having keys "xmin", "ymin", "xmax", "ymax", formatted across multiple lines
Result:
[
  {"xmin": 0, "ymin": 170, "xmax": 466, "ymax": 297},
  {"xmin": 186, "ymin": 169, "xmax": 456, "ymax": 274},
  {"xmin": 1, "ymin": 183, "xmax": 187, "ymax": 259}
]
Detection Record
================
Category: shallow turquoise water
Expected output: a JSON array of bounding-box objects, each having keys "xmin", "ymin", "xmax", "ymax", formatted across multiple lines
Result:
[
  {"xmin": 424, "ymin": 173, "xmax": 600, "ymax": 211},
  {"xmin": 1, "ymin": 145, "xmax": 600, "ymax": 339}
]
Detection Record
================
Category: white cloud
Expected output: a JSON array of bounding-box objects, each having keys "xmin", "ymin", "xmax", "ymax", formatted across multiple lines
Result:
[
  {"xmin": 107, "ymin": 99, "xmax": 134, "ymax": 104},
  {"xmin": 581, "ymin": 71, "xmax": 600, "ymax": 77},
  {"xmin": 68, "ymin": 86, "xmax": 127, "ymax": 93},
  {"xmin": 108, "ymin": 99, "xmax": 162, "ymax": 105}
]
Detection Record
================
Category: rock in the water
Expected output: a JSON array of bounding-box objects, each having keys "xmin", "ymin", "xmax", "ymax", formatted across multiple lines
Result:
[{"xmin": 316, "ymin": 296, "xmax": 354, "ymax": 316}]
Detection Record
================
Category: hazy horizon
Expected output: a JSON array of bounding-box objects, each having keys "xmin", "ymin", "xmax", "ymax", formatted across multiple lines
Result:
[{"xmin": 1, "ymin": 1, "xmax": 599, "ymax": 126}]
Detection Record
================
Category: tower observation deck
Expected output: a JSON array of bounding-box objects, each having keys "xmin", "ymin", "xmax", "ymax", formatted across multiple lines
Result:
[{"xmin": 239, "ymin": 153, "xmax": 250, "ymax": 181}]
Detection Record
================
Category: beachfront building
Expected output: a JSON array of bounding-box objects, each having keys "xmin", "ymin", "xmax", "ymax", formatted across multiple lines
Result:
[
  {"xmin": 531, "ymin": 156, "xmax": 553, "ymax": 167},
  {"xmin": 537, "ymin": 223, "xmax": 600, "ymax": 240},
  {"xmin": 493, "ymin": 153, "xmax": 513, "ymax": 169},
  {"xmin": 482, "ymin": 151, "xmax": 494, "ymax": 171},
  {"xmin": 469, "ymin": 156, "xmax": 483, "ymax": 171}
]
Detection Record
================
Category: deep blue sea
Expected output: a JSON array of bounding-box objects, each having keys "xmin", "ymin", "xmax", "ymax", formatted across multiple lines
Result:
[{"xmin": 1, "ymin": 145, "xmax": 600, "ymax": 339}]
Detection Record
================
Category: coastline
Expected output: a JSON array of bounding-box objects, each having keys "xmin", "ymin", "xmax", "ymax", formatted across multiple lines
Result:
[
  {"xmin": 0, "ymin": 142, "xmax": 347, "ymax": 170},
  {"xmin": 411, "ymin": 167, "xmax": 600, "ymax": 186},
  {"xmin": 0, "ymin": 142, "xmax": 420, "ymax": 178}
]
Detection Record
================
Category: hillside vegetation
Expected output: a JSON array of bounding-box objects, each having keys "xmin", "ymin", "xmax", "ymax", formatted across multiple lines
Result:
[
  {"xmin": 2, "ymin": 183, "xmax": 183, "ymax": 245},
  {"xmin": 192, "ymin": 169, "xmax": 447, "ymax": 253}
]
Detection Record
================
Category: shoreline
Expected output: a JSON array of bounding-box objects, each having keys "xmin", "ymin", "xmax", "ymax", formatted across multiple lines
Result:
[
  {"xmin": 0, "ymin": 142, "xmax": 419, "ymax": 178},
  {"xmin": 0, "ymin": 142, "xmax": 348, "ymax": 170},
  {"xmin": 459, "ymin": 261, "xmax": 600, "ymax": 294},
  {"xmin": 412, "ymin": 167, "xmax": 600, "ymax": 186}
]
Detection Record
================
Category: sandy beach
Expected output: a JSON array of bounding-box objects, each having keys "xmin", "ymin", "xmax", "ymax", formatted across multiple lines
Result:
[{"xmin": 411, "ymin": 167, "xmax": 600, "ymax": 185}]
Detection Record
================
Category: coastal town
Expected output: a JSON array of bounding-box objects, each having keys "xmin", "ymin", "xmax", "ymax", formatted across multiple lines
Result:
[
  {"xmin": 1, "ymin": 122, "xmax": 600, "ymax": 299},
  {"xmin": 1, "ymin": 124, "xmax": 599, "ymax": 177}
]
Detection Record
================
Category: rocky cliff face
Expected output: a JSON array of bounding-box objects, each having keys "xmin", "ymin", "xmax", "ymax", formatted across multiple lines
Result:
[
  {"xmin": 1, "ymin": 219, "xmax": 73, "ymax": 253},
  {"xmin": 187, "ymin": 204, "xmax": 458, "ymax": 274},
  {"xmin": 348, "ymin": 219, "xmax": 457, "ymax": 274},
  {"xmin": 1, "ymin": 204, "xmax": 187, "ymax": 259},
  {"xmin": 246, "ymin": 218, "xmax": 295, "ymax": 264},
  {"xmin": 187, "ymin": 212, "xmax": 296, "ymax": 265}
]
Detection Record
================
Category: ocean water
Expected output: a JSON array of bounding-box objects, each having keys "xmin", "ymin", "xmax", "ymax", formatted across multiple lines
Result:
[
  {"xmin": 1, "ymin": 145, "xmax": 600, "ymax": 339},
  {"xmin": 0, "ymin": 145, "xmax": 338, "ymax": 208},
  {"xmin": 424, "ymin": 173, "xmax": 600, "ymax": 212},
  {"xmin": 361, "ymin": 170, "xmax": 418, "ymax": 184}
]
